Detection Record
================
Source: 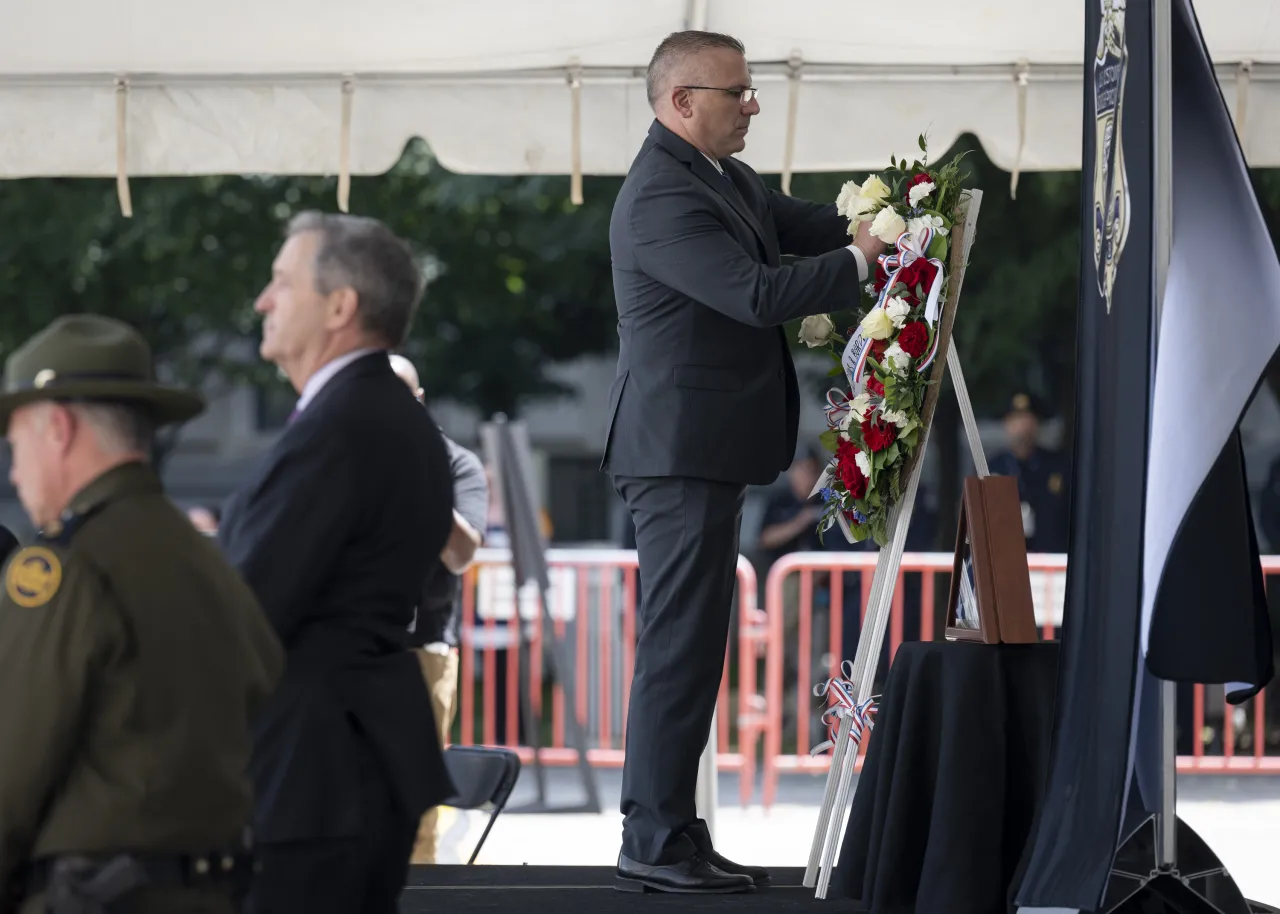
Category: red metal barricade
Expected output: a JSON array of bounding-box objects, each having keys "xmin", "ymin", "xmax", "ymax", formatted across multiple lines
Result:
[
  {"xmin": 759, "ymin": 552, "xmax": 1280, "ymax": 809},
  {"xmin": 454, "ymin": 547, "xmax": 769, "ymax": 807}
]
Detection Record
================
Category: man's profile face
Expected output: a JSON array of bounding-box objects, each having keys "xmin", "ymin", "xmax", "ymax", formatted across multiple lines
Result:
[
  {"xmin": 678, "ymin": 48, "xmax": 759, "ymax": 159},
  {"xmin": 255, "ymin": 231, "xmax": 331, "ymax": 372},
  {"xmin": 7, "ymin": 403, "xmax": 67, "ymax": 530}
]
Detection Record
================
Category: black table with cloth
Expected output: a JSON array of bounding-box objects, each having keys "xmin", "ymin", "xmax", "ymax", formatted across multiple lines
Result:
[{"xmin": 831, "ymin": 640, "xmax": 1060, "ymax": 914}]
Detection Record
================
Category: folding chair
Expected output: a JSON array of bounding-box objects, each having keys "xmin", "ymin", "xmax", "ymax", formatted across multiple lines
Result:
[{"xmin": 440, "ymin": 746, "xmax": 521, "ymax": 865}]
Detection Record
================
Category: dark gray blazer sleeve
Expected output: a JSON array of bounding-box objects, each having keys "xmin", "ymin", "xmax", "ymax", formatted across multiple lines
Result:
[
  {"xmin": 628, "ymin": 172, "xmax": 862, "ymax": 328},
  {"xmin": 767, "ymin": 190, "xmax": 857, "ymax": 258}
]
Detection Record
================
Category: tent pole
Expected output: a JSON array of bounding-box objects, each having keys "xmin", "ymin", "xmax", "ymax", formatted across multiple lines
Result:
[{"xmin": 1152, "ymin": 0, "xmax": 1176, "ymax": 872}]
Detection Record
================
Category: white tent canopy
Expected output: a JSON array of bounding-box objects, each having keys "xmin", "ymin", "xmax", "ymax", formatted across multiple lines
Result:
[{"xmin": 3, "ymin": 0, "xmax": 1279, "ymax": 192}]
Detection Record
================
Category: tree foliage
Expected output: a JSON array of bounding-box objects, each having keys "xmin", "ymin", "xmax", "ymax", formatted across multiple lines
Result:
[
  {"xmin": 3, "ymin": 133, "xmax": 1278, "ymax": 436},
  {"xmin": 0, "ymin": 140, "xmax": 622, "ymax": 422}
]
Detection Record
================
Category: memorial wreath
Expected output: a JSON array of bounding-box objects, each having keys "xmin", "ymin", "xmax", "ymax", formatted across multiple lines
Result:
[{"xmin": 799, "ymin": 138, "xmax": 972, "ymax": 547}]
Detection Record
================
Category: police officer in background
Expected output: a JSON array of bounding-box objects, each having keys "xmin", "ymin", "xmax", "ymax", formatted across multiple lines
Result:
[
  {"xmin": 988, "ymin": 392, "xmax": 1071, "ymax": 554},
  {"xmin": 0, "ymin": 315, "xmax": 284, "ymax": 913},
  {"xmin": 388, "ymin": 354, "xmax": 489, "ymax": 864}
]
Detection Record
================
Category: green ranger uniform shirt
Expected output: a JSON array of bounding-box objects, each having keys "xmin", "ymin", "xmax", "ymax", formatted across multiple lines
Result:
[{"xmin": 0, "ymin": 462, "xmax": 284, "ymax": 909}]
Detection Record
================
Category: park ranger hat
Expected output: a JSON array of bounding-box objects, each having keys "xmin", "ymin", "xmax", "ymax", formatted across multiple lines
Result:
[{"xmin": 0, "ymin": 314, "xmax": 205, "ymax": 432}]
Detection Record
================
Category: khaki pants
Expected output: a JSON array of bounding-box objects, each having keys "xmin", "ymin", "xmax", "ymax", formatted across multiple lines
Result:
[{"xmin": 412, "ymin": 648, "xmax": 459, "ymax": 864}]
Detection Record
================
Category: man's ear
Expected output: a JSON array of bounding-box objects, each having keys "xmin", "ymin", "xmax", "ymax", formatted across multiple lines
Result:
[
  {"xmin": 325, "ymin": 286, "xmax": 360, "ymax": 331},
  {"xmin": 670, "ymin": 86, "xmax": 694, "ymax": 118}
]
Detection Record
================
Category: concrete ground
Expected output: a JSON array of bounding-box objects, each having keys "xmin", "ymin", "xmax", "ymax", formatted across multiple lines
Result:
[{"xmin": 434, "ymin": 768, "xmax": 1280, "ymax": 905}]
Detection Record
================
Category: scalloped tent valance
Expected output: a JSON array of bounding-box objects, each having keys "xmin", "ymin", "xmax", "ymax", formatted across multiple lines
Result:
[{"xmin": 2, "ymin": 0, "xmax": 1276, "ymax": 193}]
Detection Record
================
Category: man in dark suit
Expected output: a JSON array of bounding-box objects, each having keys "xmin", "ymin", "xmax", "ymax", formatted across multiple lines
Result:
[
  {"xmin": 218, "ymin": 211, "xmax": 455, "ymax": 914},
  {"xmin": 602, "ymin": 31, "xmax": 886, "ymax": 894}
]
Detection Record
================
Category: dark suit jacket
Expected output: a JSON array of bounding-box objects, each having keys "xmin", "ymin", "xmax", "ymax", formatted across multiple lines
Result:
[
  {"xmin": 602, "ymin": 120, "xmax": 864, "ymax": 487},
  {"xmin": 218, "ymin": 352, "xmax": 456, "ymax": 843}
]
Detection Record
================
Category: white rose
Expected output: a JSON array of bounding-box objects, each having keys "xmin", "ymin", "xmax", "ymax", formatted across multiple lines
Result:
[
  {"xmin": 855, "ymin": 450, "xmax": 872, "ymax": 478},
  {"xmin": 850, "ymin": 392, "xmax": 873, "ymax": 421},
  {"xmin": 907, "ymin": 180, "xmax": 935, "ymax": 207},
  {"xmin": 836, "ymin": 180, "xmax": 862, "ymax": 219},
  {"xmin": 859, "ymin": 307, "xmax": 894, "ymax": 341},
  {"xmin": 870, "ymin": 207, "xmax": 907, "ymax": 244},
  {"xmin": 880, "ymin": 407, "xmax": 911, "ymax": 427},
  {"xmin": 860, "ymin": 175, "xmax": 891, "ymax": 206},
  {"xmin": 883, "ymin": 295, "xmax": 911, "ymax": 328},
  {"xmin": 850, "ymin": 175, "xmax": 892, "ymax": 223},
  {"xmin": 798, "ymin": 313, "xmax": 835, "ymax": 347},
  {"xmin": 906, "ymin": 214, "xmax": 948, "ymax": 237},
  {"xmin": 849, "ymin": 196, "xmax": 878, "ymax": 223},
  {"xmin": 883, "ymin": 341, "xmax": 911, "ymax": 375}
]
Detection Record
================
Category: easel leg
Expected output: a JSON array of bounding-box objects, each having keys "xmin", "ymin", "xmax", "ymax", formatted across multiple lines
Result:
[{"xmin": 807, "ymin": 343, "xmax": 991, "ymax": 898}]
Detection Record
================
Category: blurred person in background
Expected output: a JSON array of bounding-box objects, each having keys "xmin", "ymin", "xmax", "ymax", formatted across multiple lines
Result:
[
  {"xmin": 218, "ymin": 212, "xmax": 455, "ymax": 914},
  {"xmin": 389, "ymin": 354, "xmax": 489, "ymax": 864},
  {"xmin": 988, "ymin": 392, "xmax": 1070, "ymax": 554}
]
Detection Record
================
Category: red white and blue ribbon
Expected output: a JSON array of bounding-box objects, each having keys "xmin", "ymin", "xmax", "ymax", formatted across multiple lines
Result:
[
  {"xmin": 824, "ymin": 388, "xmax": 853, "ymax": 431},
  {"xmin": 840, "ymin": 222, "xmax": 948, "ymax": 387},
  {"xmin": 810, "ymin": 660, "xmax": 879, "ymax": 756},
  {"xmin": 878, "ymin": 224, "xmax": 946, "ymax": 371}
]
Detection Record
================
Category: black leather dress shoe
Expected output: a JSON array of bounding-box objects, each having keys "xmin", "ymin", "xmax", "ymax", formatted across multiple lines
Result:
[
  {"xmin": 701, "ymin": 849, "xmax": 770, "ymax": 887},
  {"xmin": 615, "ymin": 853, "xmax": 754, "ymax": 894}
]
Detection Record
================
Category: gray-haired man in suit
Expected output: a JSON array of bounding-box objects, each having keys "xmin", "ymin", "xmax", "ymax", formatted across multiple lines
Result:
[{"xmin": 601, "ymin": 30, "xmax": 886, "ymax": 894}]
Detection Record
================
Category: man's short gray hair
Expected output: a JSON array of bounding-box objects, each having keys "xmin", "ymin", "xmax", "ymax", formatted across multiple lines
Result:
[
  {"xmin": 71, "ymin": 402, "xmax": 155, "ymax": 456},
  {"xmin": 286, "ymin": 211, "xmax": 424, "ymax": 348},
  {"xmin": 646, "ymin": 30, "xmax": 746, "ymax": 108}
]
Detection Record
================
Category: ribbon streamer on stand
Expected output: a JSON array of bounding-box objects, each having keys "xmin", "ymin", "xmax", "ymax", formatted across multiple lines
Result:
[{"xmin": 810, "ymin": 661, "xmax": 879, "ymax": 756}]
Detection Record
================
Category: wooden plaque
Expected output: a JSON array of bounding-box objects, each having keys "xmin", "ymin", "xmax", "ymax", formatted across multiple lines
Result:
[{"xmin": 942, "ymin": 475, "xmax": 1040, "ymax": 644}]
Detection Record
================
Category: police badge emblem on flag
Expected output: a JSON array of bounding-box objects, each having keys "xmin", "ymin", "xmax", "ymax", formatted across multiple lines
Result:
[{"xmin": 1093, "ymin": 0, "xmax": 1132, "ymax": 313}]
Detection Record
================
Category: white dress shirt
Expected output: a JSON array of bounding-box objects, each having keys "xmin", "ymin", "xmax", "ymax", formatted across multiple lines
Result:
[
  {"xmin": 703, "ymin": 152, "xmax": 869, "ymax": 282},
  {"xmin": 294, "ymin": 347, "xmax": 383, "ymax": 414}
]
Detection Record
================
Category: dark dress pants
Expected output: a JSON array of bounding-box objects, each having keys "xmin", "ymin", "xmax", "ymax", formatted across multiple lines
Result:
[
  {"xmin": 612, "ymin": 475, "xmax": 746, "ymax": 865},
  {"xmin": 245, "ymin": 735, "xmax": 416, "ymax": 914}
]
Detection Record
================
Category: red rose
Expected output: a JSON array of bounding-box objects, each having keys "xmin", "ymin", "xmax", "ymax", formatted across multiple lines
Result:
[
  {"xmin": 897, "ymin": 321, "xmax": 929, "ymax": 359},
  {"xmin": 861, "ymin": 416, "xmax": 898, "ymax": 453},
  {"xmin": 908, "ymin": 172, "xmax": 934, "ymax": 190},
  {"xmin": 836, "ymin": 440, "xmax": 868, "ymax": 499},
  {"xmin": 873, "ymin": 261, "xmax": 889, "ymax": 293},
  {"xmin": 865, "ymin": 375, "xmax": 885, "ymax": 397},
  {"xmin": 870, "ymin": 339, "xmax": 888, "ymax": 358},
  {"xmin": 893, "ymin": 258, "xmax": 939, "ymax": 303}
]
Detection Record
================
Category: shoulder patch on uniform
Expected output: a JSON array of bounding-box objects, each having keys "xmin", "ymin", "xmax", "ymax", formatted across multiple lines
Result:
[{"xmin": 5, "ymin": 546, "xmax": 63, "ymax": 608}]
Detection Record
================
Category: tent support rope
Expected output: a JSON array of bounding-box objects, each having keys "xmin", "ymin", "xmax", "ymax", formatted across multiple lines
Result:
[
  {"xmin": 338, "ymin": 77, "xmax": 353, "ymax": 212},
  {"xmin": 568, "ymin": 60, "xmax": 583, "ymax": 205},
  {"xmin": 1010, "ymin": 60, "xmax": 1029, "ymax": 199},
  {"xmin": 115, "ymin": 77, "xmax": 133, "ymax": 218},
  {"xmin": 782, "ymin": 52, "xmax": 802, "ymax": 196}
]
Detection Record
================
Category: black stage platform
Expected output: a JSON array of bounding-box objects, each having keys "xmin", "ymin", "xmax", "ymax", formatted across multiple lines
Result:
[{"xmin": 401, "ymin": 865, "xmax": 861, "ymax": 912}]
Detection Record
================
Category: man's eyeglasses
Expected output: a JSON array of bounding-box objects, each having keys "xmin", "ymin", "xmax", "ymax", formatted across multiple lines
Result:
[{"xmin": 678, "ymin": 86, "xmax": 759, "ymax": 105}]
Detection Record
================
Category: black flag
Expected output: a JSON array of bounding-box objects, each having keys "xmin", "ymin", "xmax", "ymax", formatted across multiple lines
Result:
[
  {"xmin": 1017, "ymin": 0, "xmax": 1278, "ymax": 910},
  {"xmin": 1015, "ymin": 0, "xmax": 1156, "ymax": 908}
]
